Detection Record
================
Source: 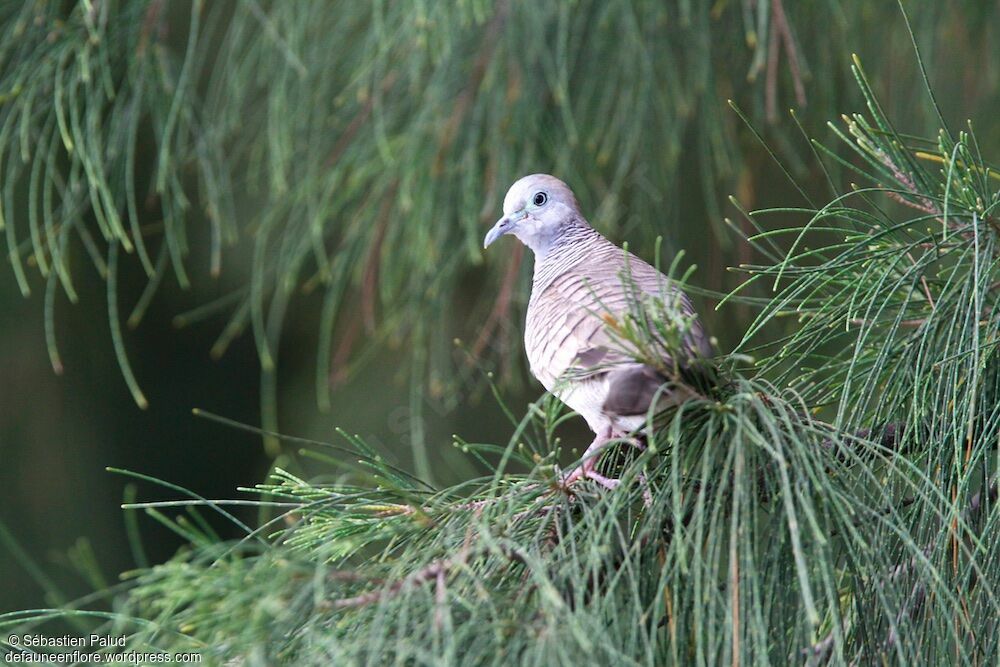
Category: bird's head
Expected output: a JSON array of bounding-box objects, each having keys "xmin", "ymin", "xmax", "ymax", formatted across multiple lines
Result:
[{"xmin": 483, "ymin": 174, "xmax": 581, "ymax": 256}]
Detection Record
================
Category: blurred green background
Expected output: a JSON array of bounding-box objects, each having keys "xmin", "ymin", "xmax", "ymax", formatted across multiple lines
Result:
[{"xmin": 1, "ymin": 0, "xmax": 998, "ymax": 615}]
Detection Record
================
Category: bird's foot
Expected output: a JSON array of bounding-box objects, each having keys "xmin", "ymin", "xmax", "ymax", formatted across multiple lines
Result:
[
  {"xmin": 562, "ymin": 461, "xmax": 620, "ymax": 490},
  {"xmin": 562, "ymin": 427, "xmax": 621, "ymax": 489},
  {"xmin": 583, "ymin": 471, "xmax": 620, "ymax": 490},
  {"xmin": 625, "ymin": 435, "xmax": 645, "ymax": 451},
  {"xmin": 562, "ymin": 464, "xmax": 586, "ymax": 486}
]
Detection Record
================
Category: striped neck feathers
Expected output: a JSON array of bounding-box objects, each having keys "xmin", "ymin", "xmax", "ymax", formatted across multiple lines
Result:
[{"xmin": 531, "ymin": 218, "xmax": 605, "ymax": 289}]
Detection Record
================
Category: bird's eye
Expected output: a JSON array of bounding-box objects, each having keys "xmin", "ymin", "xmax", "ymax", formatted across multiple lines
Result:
[{"xmin": 533, "ymin": 192, "xmax": 548, "ymax": 206}]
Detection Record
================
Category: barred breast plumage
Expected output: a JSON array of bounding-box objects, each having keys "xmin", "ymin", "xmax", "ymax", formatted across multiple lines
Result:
[{"xmin": 524, "ymin": 219, "xmax": 706, "ymax": 432}]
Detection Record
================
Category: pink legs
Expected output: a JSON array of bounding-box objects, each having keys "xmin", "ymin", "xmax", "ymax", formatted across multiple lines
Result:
[
  {"xmin": 563, "ymin": 428, "xmax": 653, "ymax": 506},
  {"xmin": 563, "ymin": 426, "xmax": 620, "ymax": 489}
]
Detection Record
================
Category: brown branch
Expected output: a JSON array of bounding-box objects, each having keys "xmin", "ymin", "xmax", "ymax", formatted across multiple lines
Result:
[
  {"xmin": 331, "ymin": 543, "xmax": 530, "ymax": 610},
  {"xmin": 361, "ymin": 185, "xmax": 397, "ymax": 333},
  {"xmin": 918, "ymin": 275, "xmax": 935, "ymax": 309},
  {"xmin": 433, "ymin": 0, "xmax": 510, "ymax": 172},
  {"xmin": 327, "ymin": 183, "xmax": 398, "ymax": 387},
  {"xmin": 325, "ymin": 70, "xmax": 400, "ymax": 168},
  {"xmin": 771, "ymin": 0, "xmax": 806, "ymax": 107},
  {"xmin": 433, "ymin": 569, "xmax": 448, "ymax": 631},
  {"xmin": 137, "ymin": 0, "xmax": 166, "ymax": 56},
  {"xmin": 848, "ymin": 317, "xmax": 927, "ymax": 328},
  {"xmin": 765, "ymin": 0, "xmax": 807, "ymax": 122},
  {"xmin": 883, "ymin": 189, "xmax": 941, "ymax": 217},
  {"xmin": 764, "ymin": 8, "xmax": 780, "ymax": 122},
  {"xmin": 332, "ymin": 548, "xmax": 470, "ymax": 610},
  {"xmin": 874, "ymin": 151, "xmax": 954, "ymax": 238},
  {"xmin": 328, "ymin": 315, "xmax": 361, "ymax": 387}
]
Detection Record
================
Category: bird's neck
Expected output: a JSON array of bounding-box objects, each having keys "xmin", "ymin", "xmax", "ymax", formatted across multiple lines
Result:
[{"xmin": 531, "ymin": 218, "xmax": 603, "ymax": 290}]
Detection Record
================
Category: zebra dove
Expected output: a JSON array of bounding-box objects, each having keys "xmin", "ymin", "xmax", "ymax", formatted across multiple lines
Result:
[{"xmin": 483, "ymin": 174, "xmax": 710, "ymax": 485}]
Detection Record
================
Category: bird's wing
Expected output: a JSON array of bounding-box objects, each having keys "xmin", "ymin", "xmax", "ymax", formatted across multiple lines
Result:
[{"xmin": 532, "ymin": 247, "xmax": 701, "ymax": 385}]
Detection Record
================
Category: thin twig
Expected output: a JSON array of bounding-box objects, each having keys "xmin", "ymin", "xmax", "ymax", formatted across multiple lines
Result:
[
  {"xmin": 331, "ymin": 544, "xmax": 529, "ymax": 610},
  {"xmin": 765, "ymin": 7, "xmax": 780, "ymax": 122},
  {"xmin": 765, "ymin": 0, "xmax": 807, "ymax": 121},
  {"xmin": 433, "ymin": 569, "xmax": 448, "ymax": 632},
  {"xmin": 883, "ymin": 189, "xmax": 940, "ymax": 217},
  {"xmin": 137, "ymin": 0, "xmax": 166, "ymax": 56},
  {"xmin": 361, "ymin": 185, "xmax": 397, "ymax": 333},
  {"xmin": 328, "ymin": 183, "xmax": 398, "ymax": 386},
  {"xmin": 329, "ymin": 311, "xmax": 361, "ymax": 387},
  {"xmin": 771, "ymin": 0, "xmax": 806, "ymax": 107},
  {"xmin": 848, "ymin": 318, "xmax": 927, "ymax": 328},
  {"xmin": 434, "ymin": 0, "xmax": 510, "ymax": 171},
  {"xmin": 332, "ymin": 548, "xmax": 470, "ymax": 609},
  {"xmin": 325, "ymin": 70, "xmax": 400, "ymax": 168}
]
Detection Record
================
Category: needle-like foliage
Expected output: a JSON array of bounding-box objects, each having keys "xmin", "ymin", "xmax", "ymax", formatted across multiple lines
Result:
[{"xmin": 1, "ymin": 3, "xmax": 998, "ymax": 665}]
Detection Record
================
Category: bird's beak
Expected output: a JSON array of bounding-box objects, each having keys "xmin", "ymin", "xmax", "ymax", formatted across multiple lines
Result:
[{"xmin": 483, "ymin": 215, "xmax": 513, "ymax": 249}]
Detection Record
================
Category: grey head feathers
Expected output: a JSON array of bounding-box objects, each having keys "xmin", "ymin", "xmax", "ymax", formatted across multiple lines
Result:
[{"xmin": 483, "ymin": 174, "xmax": 586, "ymax": 257}]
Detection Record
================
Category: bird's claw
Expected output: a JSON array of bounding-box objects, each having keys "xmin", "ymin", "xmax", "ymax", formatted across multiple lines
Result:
[
  {"xmin": 562, "ymin": 461, "xmax": 620, "ymax": 490},
  {"xmin": 583, "ymin": 471, "xmax": 621, "ymax": 490}
]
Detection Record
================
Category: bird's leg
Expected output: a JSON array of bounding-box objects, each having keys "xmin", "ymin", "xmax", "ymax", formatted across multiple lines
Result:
[
  {"xmin": 583, "ymin": 470, "xmax": 620, "ymax": 490},
  {"xmin": 625, "ymin": 429, "xmax": 648, "ymax": 452},
  {"xmin": 564, "ymin": 426, "xmax": 619, "ymax": 488}
]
